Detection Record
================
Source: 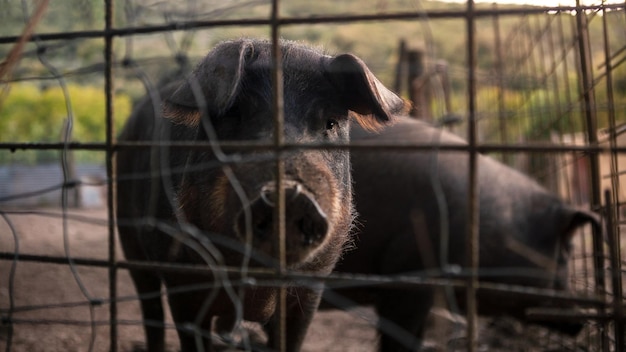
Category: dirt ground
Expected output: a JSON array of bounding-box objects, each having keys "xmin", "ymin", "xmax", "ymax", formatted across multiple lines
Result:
[{"xmin": 0, "ymin": 207, "xmax": 599, "ymax": 352}]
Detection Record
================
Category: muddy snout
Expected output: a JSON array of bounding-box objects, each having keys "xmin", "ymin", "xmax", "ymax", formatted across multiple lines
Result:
[{"xmin": 236, "ymin": 181, "xmax": 329, "ymax": 255}]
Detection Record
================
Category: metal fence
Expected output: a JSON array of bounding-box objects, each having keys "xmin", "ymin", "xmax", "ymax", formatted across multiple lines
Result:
[{"xmin": 1, "ymin": 0, "xmax": 625, "ymax": 351}]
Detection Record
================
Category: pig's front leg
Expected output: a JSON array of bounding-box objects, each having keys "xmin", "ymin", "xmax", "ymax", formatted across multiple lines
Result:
[{"xmin": 265, "ymin": 285, "xmax": 324, "ymax": 352}]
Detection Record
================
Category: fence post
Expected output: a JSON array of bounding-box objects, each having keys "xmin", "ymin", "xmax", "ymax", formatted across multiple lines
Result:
[
  {"xmin": 408, "ymin": 49, "xmax": 432, "ymax": 120},
  {"xmin": 394, "ymin": 39, "xmax": 406, "ymax": 94}
]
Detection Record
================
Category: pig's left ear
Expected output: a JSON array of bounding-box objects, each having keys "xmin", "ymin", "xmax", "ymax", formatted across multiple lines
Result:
[
  {"xmin": 162, "ymin": 39, "xmax": 254, "ymax": 126},
  {"xmin": 326, "ymin": 54, "xmax": 409, "ymax": 131},
  {"xmin": 561, "ymin": 207, "xmax": 602, "ymax": 242}
]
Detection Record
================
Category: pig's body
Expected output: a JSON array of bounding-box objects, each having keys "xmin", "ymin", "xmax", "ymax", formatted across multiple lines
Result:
[
  {"xmin": 324, "ymin": 116, "xmax": 599, "ymax": 351},
  {"xmin": 116, "ymin": 39, "xmax": 406, "ymax": 352}
]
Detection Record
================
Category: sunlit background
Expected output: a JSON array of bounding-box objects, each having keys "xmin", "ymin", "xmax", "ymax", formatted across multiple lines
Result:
[{"xmin": 447, "ymin": 0, "xmax": 622, "ymax": 7}]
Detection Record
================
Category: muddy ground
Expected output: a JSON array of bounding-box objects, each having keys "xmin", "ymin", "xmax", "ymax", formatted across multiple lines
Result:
[{"xmin": 0, "ymin": 207, "xmax": 601, "ymax": 351}]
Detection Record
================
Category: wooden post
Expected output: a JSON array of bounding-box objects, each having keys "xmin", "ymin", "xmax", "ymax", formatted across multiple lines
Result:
[
  {"xmin": 407, "ymin": 49, "xmax": 431, "ymax": 120},
  {"xmin": 393, "ymin": 39, "xmax": 407, "ymax": 94}
]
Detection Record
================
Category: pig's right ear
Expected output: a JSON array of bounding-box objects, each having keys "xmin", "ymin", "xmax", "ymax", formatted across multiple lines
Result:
[
  {"xmin": 326, "ymin": 54, "xmax": 409, "ymax": 131},
  {"xmin": 162, "ymin": 40, "xmax": 255, "ymax": 126}
]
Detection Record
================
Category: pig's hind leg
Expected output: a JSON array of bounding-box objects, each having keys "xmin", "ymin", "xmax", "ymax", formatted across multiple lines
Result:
[{"xmin": 128, "ymin": 270, "xmax": 166, "ymax": 352}]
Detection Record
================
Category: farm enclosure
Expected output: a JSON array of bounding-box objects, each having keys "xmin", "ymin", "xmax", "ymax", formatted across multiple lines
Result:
[{"xmin": 1, "ymin": 0, "xmax": 626, "ymax": 351}]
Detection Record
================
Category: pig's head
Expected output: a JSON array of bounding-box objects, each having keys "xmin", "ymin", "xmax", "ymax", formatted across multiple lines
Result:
[
  {"xmin": 520, "ymin": 202, "xmax": 600, "ymax": 292},
  {"xmin": 476, "ymin": 192, "xmax": 601, "ymax": 334},
  {"xmin": 163, "ymin": 39, "xmax": 407, "ymax": 270},
  {"xmin": 482, "ymin": 196, "xmax": 600, "ymax": 290}
]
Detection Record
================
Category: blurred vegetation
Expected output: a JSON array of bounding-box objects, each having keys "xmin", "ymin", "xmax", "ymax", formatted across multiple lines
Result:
[
  {"xmin": 0, "ymin": 0, "xmax": 625, "ymax": 166},
  {"xmin": 0, "ymin": 83, "xmax": 131, "ymax": 164}
]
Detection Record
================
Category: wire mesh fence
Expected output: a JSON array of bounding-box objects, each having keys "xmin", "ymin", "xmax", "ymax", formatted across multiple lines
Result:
[{"xmin": 1, "ymin": 0, "xmax": 625, "ymax": 351}]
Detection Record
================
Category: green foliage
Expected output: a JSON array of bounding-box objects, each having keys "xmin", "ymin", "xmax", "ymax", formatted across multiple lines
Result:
[
  {"xmin": 1, "ymin": 0, "xmax": 624, "ymax": 163},
  {"xmin": 0, "ymin": 83, "xmax": 131, "ymax": 164},
  {"xmin": 476, "ymin": 79, "xmax": 626, "ymax": 146},
  {"xmin": 476, "ymin": 86, "xmax": 526, "ymax": 142}
]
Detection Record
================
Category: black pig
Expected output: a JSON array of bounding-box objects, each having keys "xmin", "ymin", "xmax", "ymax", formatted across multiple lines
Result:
[
  {"xmin": 116, "ymin": 39, "xmax": 406, "ymax": 352},
  {"xmin": 323, "ymin": 116, "xmax": 600, "ymax": 351}
]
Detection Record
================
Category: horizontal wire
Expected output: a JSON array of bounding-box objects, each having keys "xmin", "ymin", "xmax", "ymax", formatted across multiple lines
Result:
[
  {"xmin": 0, "ymin": 4, "xmax": 623, "ymax": 45},
  {"xmin": 0, "ymin": 140, "xmax": 624, "ymax": 153}
]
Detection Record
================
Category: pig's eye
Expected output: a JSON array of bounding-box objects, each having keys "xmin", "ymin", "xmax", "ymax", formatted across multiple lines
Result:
[{"xmin": 326, "ymin": 119, "xmax": 338, "ymax": 130}]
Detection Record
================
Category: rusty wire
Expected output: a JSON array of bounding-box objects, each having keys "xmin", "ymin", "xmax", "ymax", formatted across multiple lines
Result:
[{"xmin": 1, "ymin": 0, "xmax": 625, "ymax": 351}]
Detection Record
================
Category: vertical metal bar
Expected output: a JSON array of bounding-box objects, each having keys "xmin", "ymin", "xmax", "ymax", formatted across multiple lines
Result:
[
  {"xmin": 557, "ymin": 13, "xmax": 574, "ymax": 132},
  {"xmin": 546, "ymin": 14, "xmax": 563, "ymax": 138},
  {"xmin": 605, "ymin": 190, "xmax": 624, "ymax": 352},
  {"xmin": 567, "ymin": 15, "xmax": 595, "ymax": 325},
  {"xmin": 510, "ymin": 22, "xmax": 524, "ymax": 136},
  {"xmin": 533, "ymin": 16, "xmax": 558, "ymax": 190},
  {"xmin": 602, "ymin": 4, "xmax": 619, "ymax": 228},
  {"xmin": 544, "ymin": 13, "xmax": 567, "ymax": 197},
  {"xmin": 270, "ymin": 0, "xmax": 286, "ymax": 351},
  {"xmin": 465, "ymin": 0, "xmax": 479, "ymax": 350},
  {"xmin": 575, "ymin": 2, "xmax": 607, "ymax": 350},
  {"xmin": 491, "ymin": 3, "xmax": 508, "ymax": 154},
  {"xmin": 601, "ymin": 3, "xmax": 623, "ymax": 350},
  {"xmin": 548, "ymin": 12, "xmax": 576, "ymax": 224},
  {"xmin": 104, "ymin": 0, "xmax": 117, "ymax": 351},
  {"xmin": 520, "ymin": 17, "xmax": 533, "ymax": 136},
  {"xmin": 525, "ymin": 17, "xmax": 540, "ymax": 142},
  {"xmin": 534, "ymin": 15, "xmax": 550, "ymax": 123}
]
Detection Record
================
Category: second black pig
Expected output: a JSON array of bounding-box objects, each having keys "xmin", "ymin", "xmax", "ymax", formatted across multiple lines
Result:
[{"xmin": 323, "ymin": 116, "xmax": 600, "ymax": 352}]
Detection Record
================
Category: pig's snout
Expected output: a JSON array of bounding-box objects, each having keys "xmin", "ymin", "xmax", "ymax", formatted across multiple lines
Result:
[{"xmin": 237, "ymin": 181, "xmax": 329, "ymax": 248}]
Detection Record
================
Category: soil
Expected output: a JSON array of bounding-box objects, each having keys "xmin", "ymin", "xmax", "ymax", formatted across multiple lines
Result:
[{"xmin": 0, "ymin": 207, "xmax": 598, "ymax": 352}]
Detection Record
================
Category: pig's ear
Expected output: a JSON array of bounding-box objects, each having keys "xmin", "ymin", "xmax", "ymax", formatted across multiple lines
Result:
[
  {"xmin": 326, "ymin": 54, "xmax": 409, "ymax": 131},
  {"xmin": 561, "ymin": 207, "xmax": 602, "ymax": 243},
  {"xmin": 163, "ymin": 40, "xmax": 255, "ymax": 126}
]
